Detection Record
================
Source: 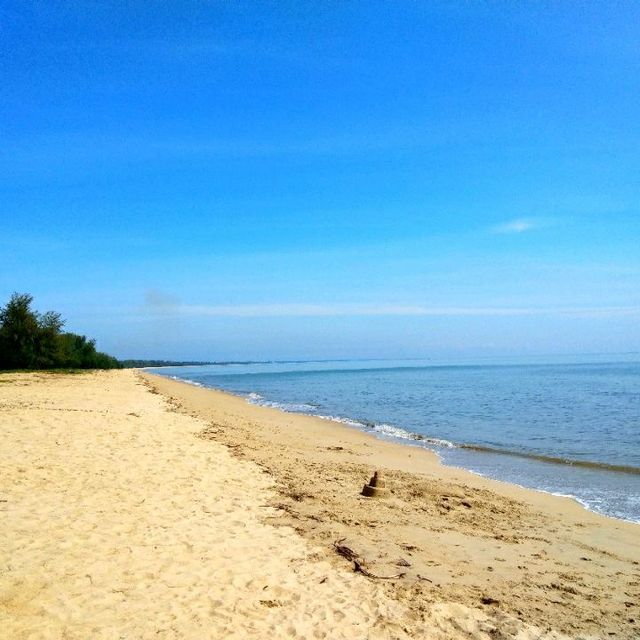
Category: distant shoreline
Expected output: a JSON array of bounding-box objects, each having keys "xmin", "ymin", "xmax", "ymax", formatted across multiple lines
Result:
[{"xmin": 122, "ymin": 360, "xmax": 262, "ymax": 368}]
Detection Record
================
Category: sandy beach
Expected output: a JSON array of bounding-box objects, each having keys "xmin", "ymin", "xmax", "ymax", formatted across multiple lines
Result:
[{"xmin": 1, "ymin": 370, "xmax": 638, "ymax": 639}]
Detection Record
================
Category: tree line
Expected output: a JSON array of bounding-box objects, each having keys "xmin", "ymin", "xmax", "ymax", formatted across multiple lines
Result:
[{"xmin": 0, "ymin": 293, "xmax": 121, "ymax": 370}]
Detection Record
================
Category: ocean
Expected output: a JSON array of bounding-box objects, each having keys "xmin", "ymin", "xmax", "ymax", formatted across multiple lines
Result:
[{"xmin": 149, "ymin": 355, "xmax": 640, "ymax": 523}]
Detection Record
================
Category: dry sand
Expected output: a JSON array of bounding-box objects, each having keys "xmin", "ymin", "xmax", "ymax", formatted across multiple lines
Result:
[{"xmin": 1, "ymin": 370, "xmax": 638, "ymax": 639}]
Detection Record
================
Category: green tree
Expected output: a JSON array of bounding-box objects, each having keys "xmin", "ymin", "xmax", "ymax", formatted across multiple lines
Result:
[
  {"xmin": 35, "ymin": 310, "xmax": 65, "ymax": 368},
  {"xmin": 0, "ymin": 293, "xmax": 40, "ymax": 369},
  {"xmin": 0, "ymin": 292, "xmax": 121, "ymax": 370}
]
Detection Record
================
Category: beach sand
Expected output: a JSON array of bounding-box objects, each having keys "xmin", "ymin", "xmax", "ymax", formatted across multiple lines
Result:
[{"xmin": 1, "ymin": 370, "xmax": 638, "ymax": 638}]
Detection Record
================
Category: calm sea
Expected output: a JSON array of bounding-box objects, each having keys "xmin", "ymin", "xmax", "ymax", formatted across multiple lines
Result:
[{"xmin": 149, "ymin": 355, "xmax": 640, "ymax": 523}]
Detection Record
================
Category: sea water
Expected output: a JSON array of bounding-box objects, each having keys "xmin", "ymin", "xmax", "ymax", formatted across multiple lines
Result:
[{"xmin": 149, "ymin": 355, "xmax": 640, "ymax": 523}]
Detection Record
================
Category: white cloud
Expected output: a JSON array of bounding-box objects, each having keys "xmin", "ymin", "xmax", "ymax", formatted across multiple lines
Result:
[{"xmin": 492, "ymin": 218, "xmax": 539, "ymax": 234}]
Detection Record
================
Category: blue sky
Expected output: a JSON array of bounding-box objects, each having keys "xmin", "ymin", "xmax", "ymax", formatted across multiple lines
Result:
[{"xmin": 1, "ymin": 1, "xmax": 639, "ymax": 360}]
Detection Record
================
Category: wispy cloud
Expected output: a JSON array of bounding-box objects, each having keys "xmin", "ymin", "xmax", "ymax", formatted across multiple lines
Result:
[
  {"xmin": 492, "ymin": 218, "xmax": 545, "ymax": 234},
  {"xmin": 141, "ymin": 303, "xmax": 640, "ymax": 319},
  {"xmin": 144, "ymin": 289, "xmax": 180, "ymax": 313}
]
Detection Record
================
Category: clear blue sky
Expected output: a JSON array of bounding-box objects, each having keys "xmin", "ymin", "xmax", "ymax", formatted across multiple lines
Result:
[{"xmin": 1, "ymin": 1, "xmax": 639, "ymax": 360}]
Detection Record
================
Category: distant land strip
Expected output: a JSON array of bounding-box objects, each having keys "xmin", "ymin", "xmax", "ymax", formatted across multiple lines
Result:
[{"xmin": 120, "ymin": 360, "xmax": 262, "ymax": 368}]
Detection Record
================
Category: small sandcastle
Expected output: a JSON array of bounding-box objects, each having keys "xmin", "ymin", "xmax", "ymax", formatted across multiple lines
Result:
[{"xmin": 361, "ymin": 471, "xmax": 388, "ymax": 497}]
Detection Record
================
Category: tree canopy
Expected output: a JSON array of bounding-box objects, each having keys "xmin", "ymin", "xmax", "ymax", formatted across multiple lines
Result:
[{"xmin": 0, "ymin": 293, "xmax": 120, "ymax": 370}]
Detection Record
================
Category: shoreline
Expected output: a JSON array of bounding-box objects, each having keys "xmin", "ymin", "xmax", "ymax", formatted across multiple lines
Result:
[
  {"xmin": 156, "ymin": 373, "xmax": 639, "ymax": 524},
  {"xmin": 144, "ymin": 371, "xmax": 640, "ymax": 639},
  {"xmin": 156, "ymin": 371, "xmax": 640, "ymax": 524}
]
